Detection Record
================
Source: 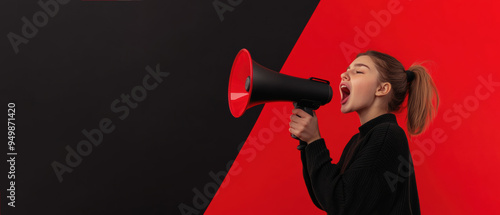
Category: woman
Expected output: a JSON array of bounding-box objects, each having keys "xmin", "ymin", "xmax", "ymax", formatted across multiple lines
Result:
[{"xmin": 289, "ymin": 50, "xmax": 439, "ymax": 214}]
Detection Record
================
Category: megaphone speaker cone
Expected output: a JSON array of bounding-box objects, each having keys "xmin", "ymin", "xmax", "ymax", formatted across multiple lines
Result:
[{"xmin": 228, "ymin": 49, "xmax": 254, "ymax": 118}]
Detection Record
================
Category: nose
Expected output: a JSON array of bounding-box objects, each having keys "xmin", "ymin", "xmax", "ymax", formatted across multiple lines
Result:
[{"xmin": 340, "ymin": 71, "xmax": 349, "ymax": 81}]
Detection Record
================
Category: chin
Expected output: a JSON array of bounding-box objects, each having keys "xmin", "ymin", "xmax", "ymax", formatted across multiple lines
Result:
[{"xmin": 340, "ymin": 105, "xmax": 352, "ymax": 114}]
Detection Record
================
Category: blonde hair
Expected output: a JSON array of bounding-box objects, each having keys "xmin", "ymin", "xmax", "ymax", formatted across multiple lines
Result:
[{"xmin": 357, "ymin": 51, "xmax": 439, "ymax": 135}]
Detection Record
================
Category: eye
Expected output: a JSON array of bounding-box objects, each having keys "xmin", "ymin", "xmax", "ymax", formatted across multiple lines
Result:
[{"xmin": 356, "ymin": 71, "xmax": 363, "ymax": 74}]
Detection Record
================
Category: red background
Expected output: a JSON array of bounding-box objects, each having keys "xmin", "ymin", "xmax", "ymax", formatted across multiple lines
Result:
[{"xmin": 207, "ymin": 0, "xmax": 500, "ymax": 214}]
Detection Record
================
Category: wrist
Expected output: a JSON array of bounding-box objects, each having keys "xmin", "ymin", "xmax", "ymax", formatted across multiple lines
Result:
[{"xmin": 306, "ymin": 136, "xmax": 322, "ymax": 145}]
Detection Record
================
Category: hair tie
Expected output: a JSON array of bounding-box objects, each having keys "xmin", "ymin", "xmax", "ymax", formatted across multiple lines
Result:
[{"xmin": 405, "ymin": 70, "xmax": 415, "ymax": 83}]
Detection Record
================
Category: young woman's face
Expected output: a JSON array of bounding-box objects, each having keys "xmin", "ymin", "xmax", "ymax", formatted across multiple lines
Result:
[{"xmin": 339, "ymin": 55, "xmax": 380, "ymax": 114}]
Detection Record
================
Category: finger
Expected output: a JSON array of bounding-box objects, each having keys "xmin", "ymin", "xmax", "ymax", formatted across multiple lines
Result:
[
  {"xmin": 289, "ymin": 127, "xmax": 301, "ymax": 138},
  {"xmin": 290, "ymin": 114, "xmax": 304, "ymax": 122},
  {"xmin": 289, "ymin": 120, "xmax": 302, "ymax": 129},
  {"xmin": 289, "ymin": 121, "xmax": 298, "ymax": 130},
  {"xmin": 290, "ymin": 115, "xmax": 307, "ymax": 126},
  {"xmin": 292, "ymin": 108, "xmax": 309, "ymax": 118},
  {"xmin": 292, "ymin": 108, "xmax": 306, "ymax": 115}
]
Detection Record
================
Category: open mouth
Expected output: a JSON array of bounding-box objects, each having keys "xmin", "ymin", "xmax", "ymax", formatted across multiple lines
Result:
[{"xmin": 340, "ymin": 84, "xmax": 350, "ymax": 105}]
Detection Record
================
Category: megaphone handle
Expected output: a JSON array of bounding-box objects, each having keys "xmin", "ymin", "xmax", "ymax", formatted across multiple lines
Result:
[{"xmin": 291, "ymin": 103, "xmax": 314, "ymax": 150}]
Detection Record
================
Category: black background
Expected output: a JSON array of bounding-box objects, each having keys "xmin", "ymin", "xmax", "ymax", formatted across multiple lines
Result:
[{"xmin": 0, "ymin": 0, "xmax": 319, "ymax": 214}]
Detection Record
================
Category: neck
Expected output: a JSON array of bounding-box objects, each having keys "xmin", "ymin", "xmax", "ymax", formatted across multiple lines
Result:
[{"xmin": 356, "ymin": 107, "xmax": 389, "ymax": 125}]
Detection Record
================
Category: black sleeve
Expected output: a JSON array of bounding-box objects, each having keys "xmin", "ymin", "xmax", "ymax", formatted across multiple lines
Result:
[
  {"xmin": 299, "ymin": 139, "xmax": 325, "ymax": 210},
  {"xmin": 299, "ymin": 136, "xmax": 357, "ymax": 212},
  {"xmin": 304, "ymin": 124, "xmax": 407, "ymax": 214},
  {"xmin": 303, "ymin": 138, "xmax": 343, "ymax": 213}
]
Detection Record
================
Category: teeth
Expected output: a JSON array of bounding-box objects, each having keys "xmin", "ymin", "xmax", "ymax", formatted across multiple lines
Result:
[{"xmin": 340, "ymin": 85, "xmax": 347, "ymax": 88}]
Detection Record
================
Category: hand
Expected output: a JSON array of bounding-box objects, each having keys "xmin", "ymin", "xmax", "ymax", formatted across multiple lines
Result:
[{"xmin": 289, "ymin": 108, "xmax": 321, "ymax": 144}]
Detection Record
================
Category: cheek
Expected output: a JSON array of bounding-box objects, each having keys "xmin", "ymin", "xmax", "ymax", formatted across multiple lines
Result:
[{"xmin": 353, "ymin": 80, "xmax": 377, "ymax": 98}]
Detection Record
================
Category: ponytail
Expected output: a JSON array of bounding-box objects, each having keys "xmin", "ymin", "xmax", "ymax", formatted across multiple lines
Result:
[{"xmin": 406, "ymin": 64, "xmax": 439, "ymax": 135}]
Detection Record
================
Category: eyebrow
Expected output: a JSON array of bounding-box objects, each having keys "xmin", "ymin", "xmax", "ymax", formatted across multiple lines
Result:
[{"xmin": 347, "ymin": 63, "xmax": 371, "ymax": 70}]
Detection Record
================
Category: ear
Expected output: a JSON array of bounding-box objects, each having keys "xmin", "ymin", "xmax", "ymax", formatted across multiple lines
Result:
[{"xmin": 375, "ymin": 82, "xmax": 391, "ymax": 97}]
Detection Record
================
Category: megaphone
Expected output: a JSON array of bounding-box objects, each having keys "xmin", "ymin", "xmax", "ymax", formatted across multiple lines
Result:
[{"xmin": 228, "ymin": 49, "xmax": 333, "ymax": 142}]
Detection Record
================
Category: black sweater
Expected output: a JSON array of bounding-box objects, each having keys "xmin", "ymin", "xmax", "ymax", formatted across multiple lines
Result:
[{"xmin": 300, "ymin": 113, "xmax": 420, "ymax": 215}]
